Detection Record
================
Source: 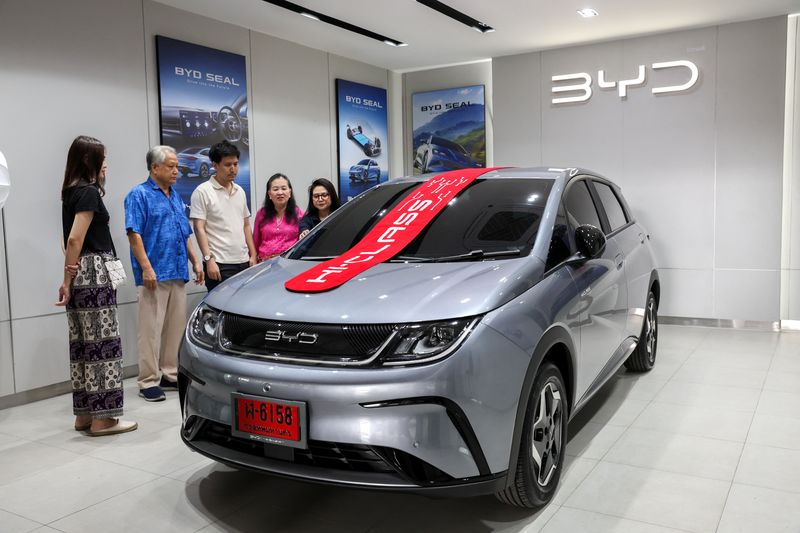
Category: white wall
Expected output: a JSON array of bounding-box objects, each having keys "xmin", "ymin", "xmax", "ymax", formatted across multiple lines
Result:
[
  {"xmin": 0, "ymin": 0, "xmax": 391, "ymax": 399},
  {"xmin": 493, "ymin": 17, "xmax": 787, "ymax": 322}
]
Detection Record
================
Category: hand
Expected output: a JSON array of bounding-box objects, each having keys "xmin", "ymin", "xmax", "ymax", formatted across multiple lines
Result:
[
  {"xmin": 56, "ymin": 283, "xmax": 70, "ymax": 306},
  {"xmin": 249, "ymin": 254, "xmax": 257, "ymax": 267},
  {"xmin": 65, "ymin": 262, "xmax": 79, "ymax": 279},
  {"xmin": 143, "ymin": 266, "xmax": 157, "ymax": 291},
  {"xmin": 299, "ymin": 229, "xmax": 310, "ymax": 239},
  {"xmin": 193, "ymin": 262, "xmax": 205, "ymax": 284},
  {"xmin": 206, "ymin": 259, "xmax": 221, "ymax": 281}
]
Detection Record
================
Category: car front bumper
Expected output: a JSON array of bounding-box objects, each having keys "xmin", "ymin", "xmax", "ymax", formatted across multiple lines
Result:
[{"xmin": 178, "ymin": 321, "xmax": 531, "ymax": 494}]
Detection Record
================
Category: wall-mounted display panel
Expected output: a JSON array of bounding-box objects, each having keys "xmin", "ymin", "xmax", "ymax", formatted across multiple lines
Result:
[
  {"xmin": 411, "ymin": 85, "xmax": 485, "ymax": 175},
  {"xmin": 335, "ymin": 79, "xmax": 389, "ymax": 202},
  {"xmin": 156, "ymin": 35, "xmax": 251, "ymax": 210}
]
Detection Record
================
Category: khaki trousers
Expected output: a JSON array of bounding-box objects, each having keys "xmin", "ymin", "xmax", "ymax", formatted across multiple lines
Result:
[{"xmin": 137, "ymin": 280, "xmax": 186, "ymax": 389}]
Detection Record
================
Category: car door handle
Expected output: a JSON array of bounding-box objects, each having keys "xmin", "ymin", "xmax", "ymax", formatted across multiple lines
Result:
[{"xmin": 615, "ymin": 253, "xmax": 623, "ymax": 269}]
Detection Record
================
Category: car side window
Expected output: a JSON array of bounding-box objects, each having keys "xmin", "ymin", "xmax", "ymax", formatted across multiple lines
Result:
[
  {"xmin": 594, "ymin": 181, "xmax": 628, "ymax": 233},
  {"xmin": 564, "ymin": 181, "xmax": 602, "ymax": 230}
]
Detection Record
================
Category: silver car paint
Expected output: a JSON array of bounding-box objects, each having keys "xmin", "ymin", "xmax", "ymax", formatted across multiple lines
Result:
[{"xmin": 180, "ymin": 167, "xmax": 658, "ymax": 491}]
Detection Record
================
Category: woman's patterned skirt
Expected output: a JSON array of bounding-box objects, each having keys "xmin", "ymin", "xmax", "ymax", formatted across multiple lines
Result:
[{"xmin": 66, "ymin": 253, "xmax": 124, "ymax": 418}]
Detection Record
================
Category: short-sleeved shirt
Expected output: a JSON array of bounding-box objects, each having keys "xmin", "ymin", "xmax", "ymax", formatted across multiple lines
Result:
[
  {"xmin": 124, "ymin": 177, "xmax": 193, "ymax": 285},
  {"xmin": 189, "ymin": 177, "xmax": 250, "ymax": 263},
  {"xmin": 62, "ymin": 184, "xmax": 115, "ymax": 254}
]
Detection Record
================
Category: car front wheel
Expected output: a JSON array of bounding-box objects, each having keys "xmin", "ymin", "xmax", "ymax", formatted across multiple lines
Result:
[
  {"xmin": 497, "ymin": 362, "xmax": 567, "ymax": 508},
  {"xmin": 199, "ymin": 163, "xmax": 210, "ymax": 179},
  {"xmin": 624, "ymin": 290, "xmax": 658, "ymax": 372}
]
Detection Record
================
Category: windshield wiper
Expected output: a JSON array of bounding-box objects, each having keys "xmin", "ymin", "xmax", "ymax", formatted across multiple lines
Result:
[
  {"xmin": 298, "ymin": 255, "xmax": 337, "ymax": 261},
  {"xmin": 391, "ymin": 249, "xmax": 522, "ymax": 263}
]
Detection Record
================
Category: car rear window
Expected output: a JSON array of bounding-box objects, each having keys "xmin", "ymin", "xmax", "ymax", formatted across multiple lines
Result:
[{"xmin": 288, "ymin": 178, "xmax": 554, "ymax": 261}]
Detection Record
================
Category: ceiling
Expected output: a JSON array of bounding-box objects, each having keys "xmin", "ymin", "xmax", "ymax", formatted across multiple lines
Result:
[{"xmin": 155, "ymin": 0, "xmax": 800, "ymax": 72}]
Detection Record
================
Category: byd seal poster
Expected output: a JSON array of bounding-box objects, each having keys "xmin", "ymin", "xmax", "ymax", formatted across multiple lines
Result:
[
  {"xmin": 336, "ymin": 79, "xmax": 389, "ymax": 202},
  {"xmin": 155, "ymin": 35, "xmax": 251, "ymax": 210},
  {"xmin": 411, "ymin": 85, "xmax": 485, "ymax": 176}
]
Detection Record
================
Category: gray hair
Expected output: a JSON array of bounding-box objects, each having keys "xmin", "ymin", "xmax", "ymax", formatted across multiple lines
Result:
[{"xmin": 146, "ymin": 145, "xmax": 176, "ymax": 171}]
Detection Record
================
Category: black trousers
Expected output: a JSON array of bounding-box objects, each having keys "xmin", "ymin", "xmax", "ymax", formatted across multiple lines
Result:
[{"xmin": 204, "ymin": 261, "xmax": 250, "ymax": 292}]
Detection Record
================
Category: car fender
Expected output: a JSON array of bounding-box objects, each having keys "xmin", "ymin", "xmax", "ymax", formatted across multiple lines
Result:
[{"xmin": 501, "ymin": 324, "xmax": 577, "ymax": 488}]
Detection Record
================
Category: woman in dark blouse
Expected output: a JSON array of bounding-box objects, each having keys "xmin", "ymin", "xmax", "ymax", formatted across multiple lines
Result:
[
  {"xmin": 56, "ymin": 135, "xmax": 137, "ymax": 437},
  {"xmin": 298, "ymin": 178, "xmax": 341, "ymax": 239}
]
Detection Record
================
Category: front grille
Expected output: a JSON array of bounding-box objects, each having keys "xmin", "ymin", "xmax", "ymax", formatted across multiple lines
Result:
[
  {"xmin": 220, "ymin": 313, "xmax": 395, "ymax": 363},
  {"xmin": 197, "ymin": 420, "xmax": 452, "ymax": 484}
]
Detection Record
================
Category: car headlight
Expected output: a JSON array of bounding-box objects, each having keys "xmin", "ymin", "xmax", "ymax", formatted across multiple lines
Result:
[
  {"xmin": 188, "ymin": 304, "xmax": 221, "ymax": 348},
  {"xmin": 380, "ymin": 317, "xmax": 479, "ymax": 366}
]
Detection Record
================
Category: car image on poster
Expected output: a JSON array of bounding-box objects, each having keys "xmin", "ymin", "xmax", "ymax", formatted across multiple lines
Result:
[{"xmin": 336, "ymin": 79, "xmax": 389, "ymax": 202}]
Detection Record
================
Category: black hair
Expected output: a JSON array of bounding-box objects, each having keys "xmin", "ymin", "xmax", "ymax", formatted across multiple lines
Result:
[
  {"xmin": 305, "ymin": 178, "xmax": 341, "ymax": 218},
  {"xmin": 61, "ymin": 135, "xmax": 106, "ymax": 200},
  {"xmin": 208, "ymin": 140, "xmax": 240, "ymax": 163},
  {"xmin": 258, "ymin": 173, "xmax": 298, "ymax": 230}
]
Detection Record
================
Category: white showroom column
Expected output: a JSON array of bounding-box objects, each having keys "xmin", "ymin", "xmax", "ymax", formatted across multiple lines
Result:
[{"xmin": 781, "ymin": 14, "xmax": 800, "ymax": 326}]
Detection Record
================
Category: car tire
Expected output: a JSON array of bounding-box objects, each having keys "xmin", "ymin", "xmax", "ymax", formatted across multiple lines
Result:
[
  {"xmin": 624, "ymin": 290, "xmax": 658, "ymax": 372},
  {"xmin": 199, "ymin": 163, "xmax": 209, "ymax": 179},
  {"xmin": 362, "ymin": 170, "xmax": 369, "ymax": 182},
  {"xmin": 496, "ymin": 362, "xmax": 567, "ymax": 508}
]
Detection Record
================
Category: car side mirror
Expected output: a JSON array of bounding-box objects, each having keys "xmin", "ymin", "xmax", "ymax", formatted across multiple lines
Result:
[{"xmin": 574, "ymin": 224, "xmax": 606, "ymax": 260}]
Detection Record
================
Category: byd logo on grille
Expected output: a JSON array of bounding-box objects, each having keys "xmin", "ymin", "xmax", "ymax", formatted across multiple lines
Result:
[
  {"xmin": 551, "ymin": 60, "xmax": 699, "ymax": 104},
  {"xmin": 264, "ymin": 330, "xmax": 319, "ymax": 344}
]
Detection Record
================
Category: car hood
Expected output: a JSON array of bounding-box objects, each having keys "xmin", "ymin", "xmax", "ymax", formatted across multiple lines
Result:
[{"xmin": 204, "ymin": 256, "xmax": 545, "ymax": 324}]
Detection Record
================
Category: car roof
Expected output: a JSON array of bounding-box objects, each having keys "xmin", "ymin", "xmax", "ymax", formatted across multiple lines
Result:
[{"xmin": 391, "ymin": 167, "xmax": 609, "ymax": 185}]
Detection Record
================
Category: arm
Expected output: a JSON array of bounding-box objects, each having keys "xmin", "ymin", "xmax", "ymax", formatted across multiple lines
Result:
[
  {"xmin": 127, "ymin": 231, "xmax": 157, "ymax": 291},
  {"xmin": 192, "ymin": 218, "xmax": 219, "ymax": 281},
  {"xmin": 252, "ymin": 209, "xmax": 263, "ymax": 256},
  {"xmin": 186, "ymin": 236, "xmax": 204, "ymax": 285},
  {"xmin": 56, "ymin": 211, "xmax": 93, "ymax": 306},
  {"xmin": 244, "ymin": 218, "xmax": 257, "ymax": 266}
]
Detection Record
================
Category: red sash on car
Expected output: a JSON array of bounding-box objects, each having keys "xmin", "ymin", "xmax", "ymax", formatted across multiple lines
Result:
[{"xmin": 285, "ymin": 168, "xmax": 497, "ymax": 293}]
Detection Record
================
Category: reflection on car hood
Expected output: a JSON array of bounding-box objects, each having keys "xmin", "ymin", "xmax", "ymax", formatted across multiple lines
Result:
[{"xmin": 204, "ymin": 256, "xmax": 545, "ymax": 324}]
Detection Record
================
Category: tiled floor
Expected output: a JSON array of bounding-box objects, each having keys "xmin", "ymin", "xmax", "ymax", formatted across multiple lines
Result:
[{"xmin": 1, "ymin": 325, "xmax": 799, "ymax": 532}]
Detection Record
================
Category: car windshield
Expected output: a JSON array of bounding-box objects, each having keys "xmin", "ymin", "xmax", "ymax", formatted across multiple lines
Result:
[
  {"xmin": 356, "ymin": 159, "xmax": 370, "ymax": 165},
  {"xmin": 287, "ymin": 178, "xmax": 554, "ymax": 262},
  {"xmin": 431, "ymin": 137, "xmax": 467, "ymax": 155},
  {"xmin": 182, "ymin": 147, "xmax": 204, "ymax": 154}
]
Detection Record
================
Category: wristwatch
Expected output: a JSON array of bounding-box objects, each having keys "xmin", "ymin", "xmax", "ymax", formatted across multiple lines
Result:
[{"xmin": 203, "ymin": 253, "xmax": 214, "ymax": 261}]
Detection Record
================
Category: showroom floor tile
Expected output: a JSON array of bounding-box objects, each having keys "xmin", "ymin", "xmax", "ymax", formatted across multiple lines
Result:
[{"xmin": 0, "ymin": 325, "xmax": 799, "ymax": 532}]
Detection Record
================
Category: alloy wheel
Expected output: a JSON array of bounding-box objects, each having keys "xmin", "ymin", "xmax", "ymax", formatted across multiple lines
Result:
[
  {"xmin": 645, "ymin": 296, "xmax": 657, "ymax": 364},
  {"xmin": 531, "ymin": 381, "xmax": 563, "ymax": 486}
]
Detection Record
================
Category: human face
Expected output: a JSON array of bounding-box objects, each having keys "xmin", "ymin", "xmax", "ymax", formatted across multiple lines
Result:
[
  {"xmin": 98, "ymin": 155, "xmax": 108, "ymax": 184},
  {"xmin": 268, "ymin": 177, "xmax": 291, "ymax": 209},
  {"xmin": 151, "ymin": 152, "xmax": 179, "ymax": 188},
  {"xmin": 213, "ymin": 155, "xmax": 238, "ymax": 185},
  {"xmin": 311, "ymin": 185, "xmax": 331, "ymax": 214}
]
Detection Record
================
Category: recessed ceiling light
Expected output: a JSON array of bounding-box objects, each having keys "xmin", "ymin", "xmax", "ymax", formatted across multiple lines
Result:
[
  {"xmin": 417, "ymin": 0, "xmax": 495, "ymax": 34},
  {"xmin": 263, "ymin": 0, "xmax": 407, "ymax": 47},
  {"xmin": 577, "ymin": 8, "xmax": 599, "ymax": 18}
]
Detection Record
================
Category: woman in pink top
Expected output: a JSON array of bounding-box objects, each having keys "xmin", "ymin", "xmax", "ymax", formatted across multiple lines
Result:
[{"xmin": 253, "ymin": 173, "xmax": 304, "ymax": 261}]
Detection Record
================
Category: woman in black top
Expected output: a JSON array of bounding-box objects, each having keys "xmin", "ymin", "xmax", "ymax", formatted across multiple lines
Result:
[
  {"xmin": 56, "ymin": 136, "xmax": 137, "ymax": 437},
  {"xmin": 298, "ymin": 178, "xmax": 341, "ymax": 239}
]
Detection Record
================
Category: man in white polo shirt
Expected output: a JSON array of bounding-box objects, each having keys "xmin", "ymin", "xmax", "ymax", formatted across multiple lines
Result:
[{"xmin": 190, "ymin": 140, "xmax": 256, "ymax": 292}]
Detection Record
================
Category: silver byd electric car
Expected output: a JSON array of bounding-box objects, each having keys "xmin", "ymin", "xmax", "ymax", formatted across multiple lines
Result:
[{"xmin": 178, "ymin": 167, "xmax": 659, "ymax": 508}]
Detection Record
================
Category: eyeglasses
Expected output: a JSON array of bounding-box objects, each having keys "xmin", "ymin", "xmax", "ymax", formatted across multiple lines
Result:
[{"xmin": 313, "ymin": 193, "xmax": 330, "ymax": 200}]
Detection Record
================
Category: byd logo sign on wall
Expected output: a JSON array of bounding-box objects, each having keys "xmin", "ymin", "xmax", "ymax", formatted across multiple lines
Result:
[{"xmin": 551, "ymin": 60, "xmax": 699, "ymax": 104}]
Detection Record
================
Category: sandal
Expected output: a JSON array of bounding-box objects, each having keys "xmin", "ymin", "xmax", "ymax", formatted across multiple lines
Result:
[{"xmin": 87, "ymin": 419, "xmax": 138, "ymax": 437}]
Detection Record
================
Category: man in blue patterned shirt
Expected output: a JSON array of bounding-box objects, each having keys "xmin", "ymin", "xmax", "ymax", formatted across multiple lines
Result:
[{"xmin": 125, "ymin": 145, "xmax": 204, "ymax": 402}]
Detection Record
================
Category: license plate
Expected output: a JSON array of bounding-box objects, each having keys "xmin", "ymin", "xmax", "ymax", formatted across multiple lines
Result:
[{"xmin": 231, "ymin": 393, "xmax": 308, "ymax": 449}]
